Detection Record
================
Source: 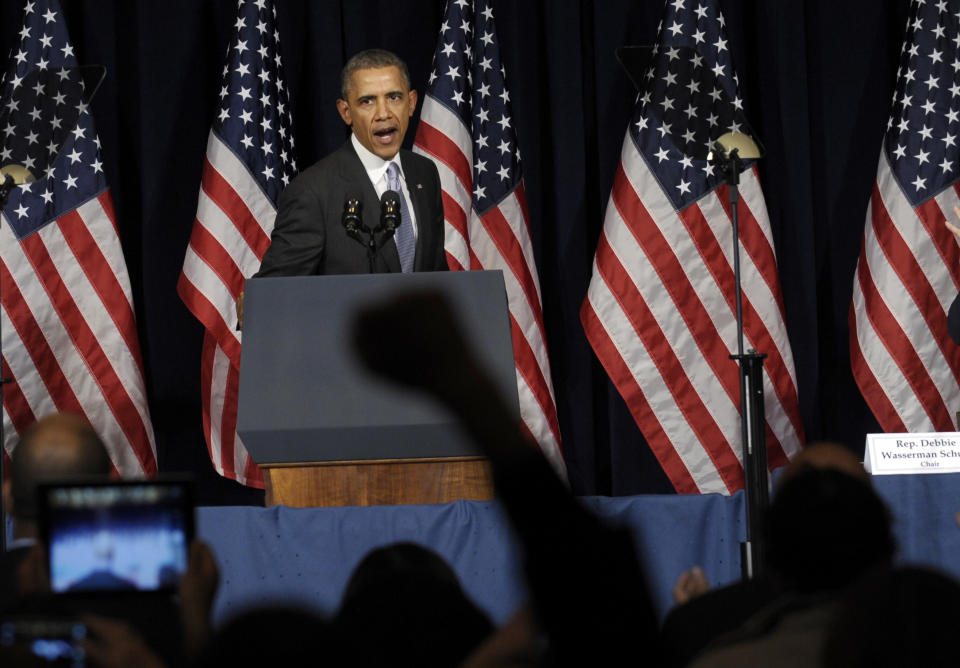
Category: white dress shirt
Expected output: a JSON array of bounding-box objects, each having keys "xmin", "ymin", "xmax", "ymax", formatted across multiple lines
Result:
[{"xmin": 351, "ymin": 133, "xmax": 419, "ymax": 242}]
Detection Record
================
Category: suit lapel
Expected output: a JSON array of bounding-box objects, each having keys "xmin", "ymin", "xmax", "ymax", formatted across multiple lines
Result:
[{"xmin": 337, "ymin": 141, "xmax": 401, "ymax": 272}]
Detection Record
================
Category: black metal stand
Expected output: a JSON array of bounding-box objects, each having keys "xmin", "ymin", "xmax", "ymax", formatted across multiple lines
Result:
[
  {"xmin": 734, "ymin": 351, "xmax": 768, "ymax": 579},
  {"xmin": 345, "ymin": 225, "xmax": 397, "ymax": 274},
  {"xmin": 714, "ymin": 147, "xmax": 769, "ymax": 580},
  {"xmin": 344, "ymin": 222, "xmax": 398, "ymax": 274}
]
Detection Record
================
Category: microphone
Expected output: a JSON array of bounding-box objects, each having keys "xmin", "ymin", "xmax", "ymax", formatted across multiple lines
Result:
[
  {"xmin": 380, "ymin": 190, "xmax": 401, "ymax": 233},
  {"xmin": 342, "ymin": 196, "xmax": 363, "ymax": 238}
]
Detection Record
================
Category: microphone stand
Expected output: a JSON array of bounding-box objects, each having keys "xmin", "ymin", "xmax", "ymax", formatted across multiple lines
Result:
[
  {"xmin": 342, "ymin": 195, "xmax": 401, "ymax": 273},
  {"xmin": 344, "ymin": 221, "xmax": 399, "ymax": 273},
  {"xmin": 342, "ymin": 199, "xmax": 378, "ymax": 273},
  {"xmin": 615, "ymin": 43, "xmax": 771, "ymax": 580},
  {"xmin": 713, "ymin": 146, "xmax": 769, "ymax": 580}
]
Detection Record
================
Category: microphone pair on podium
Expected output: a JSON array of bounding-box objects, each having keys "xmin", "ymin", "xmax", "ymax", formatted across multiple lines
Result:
[{"xmin": 341, "ymin": 191, "xmax": 402, "ymax": 243}]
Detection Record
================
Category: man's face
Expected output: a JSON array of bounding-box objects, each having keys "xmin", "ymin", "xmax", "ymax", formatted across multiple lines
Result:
[{"xmin": 337, "ymin": 65, "xmax": 417, "ymax": 160}]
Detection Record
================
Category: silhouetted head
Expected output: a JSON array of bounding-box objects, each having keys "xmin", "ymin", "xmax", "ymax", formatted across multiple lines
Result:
[
  {"xmin": 335, "ymin": 542, "xmax": 493, "ymax": 667},
  {"xmin": 764, "ymin": 467, "xmax": 894, "ymax": 593},
  {"xmin": 5, "ymin": 413, "xmax": 112, "ymax": 536},
  {"xmin": 779, "ymin": 441, "xmax": 869, "ymax": 484}
]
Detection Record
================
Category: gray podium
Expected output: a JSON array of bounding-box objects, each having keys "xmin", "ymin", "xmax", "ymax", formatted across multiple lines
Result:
[{"xmin": 237, "ymin": 270, "xmax": 518, "ymax": 507}]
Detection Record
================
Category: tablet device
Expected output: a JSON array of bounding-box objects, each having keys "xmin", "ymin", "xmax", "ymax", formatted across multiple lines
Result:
[{"xmin": 38, "ymin": 479, "xmax": 193, "ymax": 594}]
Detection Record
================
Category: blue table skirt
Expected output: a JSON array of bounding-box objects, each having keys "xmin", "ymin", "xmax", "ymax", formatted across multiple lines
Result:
[{"xmin": 196, "ymin": 473, "xmax": 960, "ymax": 626}]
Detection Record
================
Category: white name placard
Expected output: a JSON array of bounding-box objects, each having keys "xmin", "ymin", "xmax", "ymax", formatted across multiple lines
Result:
[{"xmin": 864, "ymin": 432, "xmax": 960, "ymax": 475}]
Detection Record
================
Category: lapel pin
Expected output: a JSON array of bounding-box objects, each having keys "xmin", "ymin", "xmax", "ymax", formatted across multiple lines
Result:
[{"xmin": 416, "ymin": 183, "xmax": 423, "ymax": 189}]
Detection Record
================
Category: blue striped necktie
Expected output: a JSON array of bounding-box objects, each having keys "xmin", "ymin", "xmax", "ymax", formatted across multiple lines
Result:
[{"xmin": 386, "ymin": 162, "xmax": 416, "ymax": 273}]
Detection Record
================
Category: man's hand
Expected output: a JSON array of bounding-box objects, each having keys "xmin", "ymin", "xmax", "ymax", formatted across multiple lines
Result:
[
  {"xmin": 671, "ymin": 566, "xmax": 710, "ymax": 605},
  {"xmin": 179, "ymin": 540, "xmax": 219, "ymax": 657},
  {"xmin": 352, "ymin": 290, "xmax": 534, "ymax": 462},
  {"xmin": 352, "ymin": 290, "xmax": 481, "ymax": 395},
  {"xmin": 236, "ymin": 290, "xmax": 245, "ymax": 330},
  {"xmin": 947, "ymin": 205, "xmax": 960, "ymax": 241},
  {"xmin": 82, "ymin": 616, "xmax": 165, "ymax": 668},
  {"xmin": 461, "ymin": 604, "xmax": 541, "ymax": 668},
  {"xmin": 16, "ymin": 544, "xmax": 50, "ymax": 596}
]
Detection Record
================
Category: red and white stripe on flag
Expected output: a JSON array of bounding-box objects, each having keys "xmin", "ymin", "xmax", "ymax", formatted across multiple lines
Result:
[
  {"xmin": 850, "ymin": 153, "xmax": 960, "ymax": 432},
  {"xmin": 581, "ymin": 136, "xmax": 804, "ymax": 494},
  {"xmin": 580, "ymin": 0, "xmax": 802, "ymax": 494},
  {"xmin": 415, "ymin": 99, "xmax": 565, "ymax": 475},
  {"xmin": 178, "ymin": 133, "xmax": 277, "ymax": 488},
  {"xmin": 413, "ymin": 0, "xmax": 566, "ymax": 477},
  {"xmin": 178, "ymin": 0, "xmax": 296, "ymax": 488},
  {"xmin": 850, "ymin": 0, "xmax": 960, "ymax": 433},
  {"xmin": 1, "ymin": 193, "xmax": 157, "ymax": 477},
  {"xmin": 1, "ymin": 0, "xmax": 155, "ymax": 476}
]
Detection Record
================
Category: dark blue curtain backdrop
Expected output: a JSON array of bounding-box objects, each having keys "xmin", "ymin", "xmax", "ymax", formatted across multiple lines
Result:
[{"xmin": 0, "ymin": 0, "xmax": 912, "ymax": 503}]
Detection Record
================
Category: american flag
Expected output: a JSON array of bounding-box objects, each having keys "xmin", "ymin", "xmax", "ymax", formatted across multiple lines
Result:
[
  {"xmin": 851, "ymin": 0, "xmax": 960, "ymax": 433},
  {"xmin": 414, "ymin": 0, "xmax": 566, "ymax": 476},
  {"xmin": 580, "ymin": 0, "xmax": 804, "ymax": 494},
  {"xmin": 178, "ymin": 0, "xmax": 296, "ymax": 488},
  {"xmin": 0, "ymin": 0, "xmax": 155, "ymax": 476}
]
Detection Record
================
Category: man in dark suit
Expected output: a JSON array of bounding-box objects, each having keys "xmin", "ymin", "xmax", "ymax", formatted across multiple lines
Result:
[
  {"xmin": 948, "ymin": 207, "xmax": 960, "ymax": 344},
  {"xmin": 255, "ymin": 49, "xmax": 446, "ymax": 278},
  {"xmin": 949, "ymin": 295, "xmax": 960, "ymax": 345}
]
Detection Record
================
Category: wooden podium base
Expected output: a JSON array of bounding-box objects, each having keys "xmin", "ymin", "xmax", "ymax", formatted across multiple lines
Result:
[{"xmin": 262, "ymin": 456, "xmax": 495, "ymax": 507}]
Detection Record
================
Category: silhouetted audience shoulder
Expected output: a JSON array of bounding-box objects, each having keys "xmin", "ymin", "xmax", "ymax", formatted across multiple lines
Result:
[
  {"xmin": 822, "ymin": 566, "xmax": 960, "ymax": 667},
  {"xmin": 688, "ymin": 468, "xmax": 895, "ymax": 668},
  {"xmin": 660, "ymin": 574, "xmax": 779, "ymax": 668},
  {"xmin": 333, "ymin": 542, "xmax": 492, "ymax": 667},
  {"xmin": 352, "ymin": 291, "xmax": 661, "ymax": 667},
  {"xmin": 193, "ymin": 606, "xmax": 332, "ymax": 667},
  {"xmin": 1, "ymin": 413, "xmax": 113, "ymax": 611}
]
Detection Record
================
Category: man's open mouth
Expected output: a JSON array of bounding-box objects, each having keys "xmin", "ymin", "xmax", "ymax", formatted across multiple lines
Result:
[{"xmin": 374, "ymin": 127, "xmax": 398, "ymax": 144}]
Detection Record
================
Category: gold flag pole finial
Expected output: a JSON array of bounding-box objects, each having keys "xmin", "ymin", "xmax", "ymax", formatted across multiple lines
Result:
[{"xmin": 0, "ymin": 164, "xmax": 36, "ymax": 186}]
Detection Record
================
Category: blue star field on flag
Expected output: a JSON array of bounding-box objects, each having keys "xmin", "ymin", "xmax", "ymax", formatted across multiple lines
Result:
[
  {"xmin": 884, "ymin": 0, "xmax": 960, "ymax": 207},
  {"xmin": 214, "ymin": 0, "xmax": 296, "ymax": 205},
  {"xmin": 0, "ymin": 0, "xmax": 104, "ymax": 240},
  {"xmin": 425, "ymin": 0, "xmax": 521, "ymax": 214},
  {"xmin": 630, "ymin": 0, "xmax": 753, "ymax": 211}
]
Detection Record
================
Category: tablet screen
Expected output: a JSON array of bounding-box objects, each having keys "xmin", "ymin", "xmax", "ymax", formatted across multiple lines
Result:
[{"xmin": 40, "ymin": 480, "xmax": 193, "ymax": 594}]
